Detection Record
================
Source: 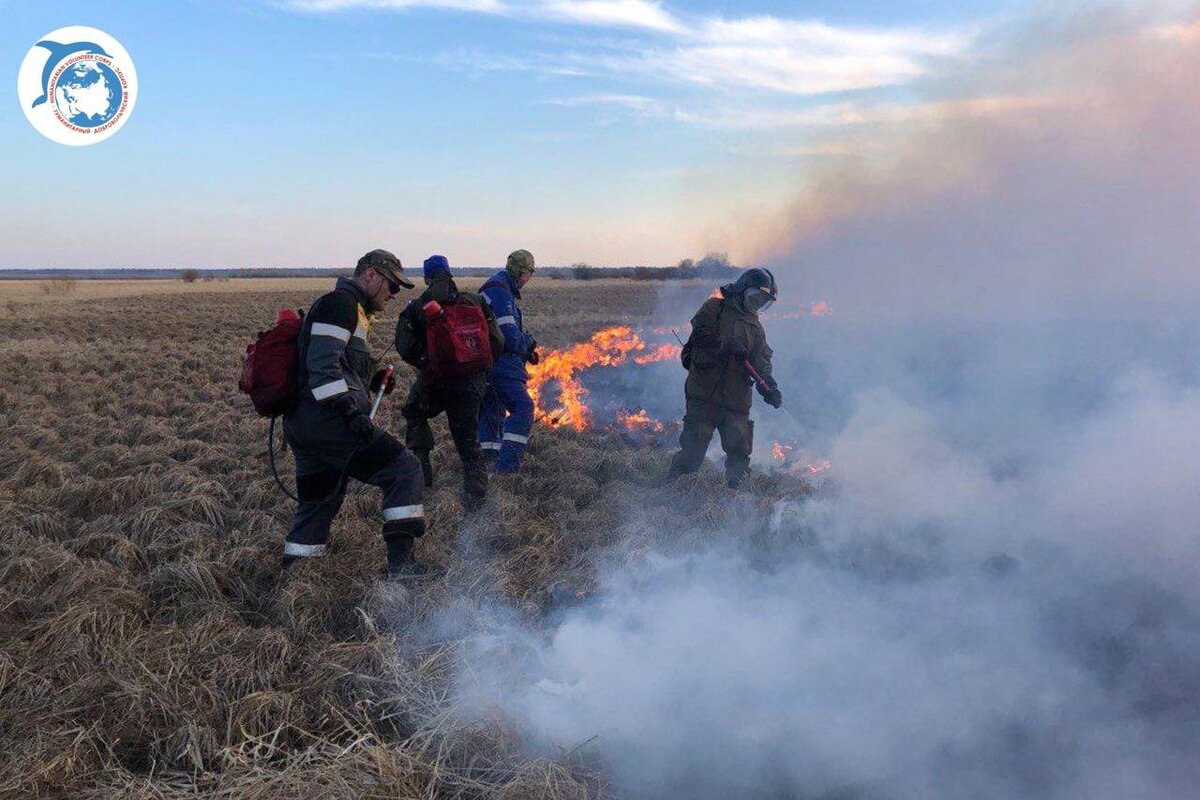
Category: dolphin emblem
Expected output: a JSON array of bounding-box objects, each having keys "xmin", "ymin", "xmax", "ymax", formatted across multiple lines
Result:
[{"xmin": 31, "ymin": 40, "xmax": 112, "ymax": 109}]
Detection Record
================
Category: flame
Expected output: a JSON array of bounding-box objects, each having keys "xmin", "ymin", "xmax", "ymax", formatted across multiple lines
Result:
[
  {"xmin": 617, "ymin": 409, "xmax": 665, "ymax": 432},
  {"xmin": 634, "ymin": 343, "xmax": 682, "ymax": 365},
  {"xmin": 774, "ymin": 300, "xmax": 833, "ymax": 320},
  {"xmin": 528, "ymin": 325, "xmax": 677, "ymax": 431},
  {"xmin": 771, "ymin": 439, "xmax": 832, "ymax": 478}
]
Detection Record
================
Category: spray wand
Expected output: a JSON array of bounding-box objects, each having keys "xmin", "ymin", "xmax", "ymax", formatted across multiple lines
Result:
[{"xmin": 369, "ymin": 364, "xmax": 394, "ymax": 420}]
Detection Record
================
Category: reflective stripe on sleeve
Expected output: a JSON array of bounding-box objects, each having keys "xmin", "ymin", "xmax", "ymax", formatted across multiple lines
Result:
[
  {"xmin": 481, "ymin": 441, "xmax": 501, "ymax": 450},
  {"xmin": 383, "ymin": 504, "xmax": 424, "ymax": 521},
  {"xmin": 311, "ymin": 378, "xmax": 349, "ymax": 401},
  {"xmin": 353, "ymin": 324, "xmax": 368, "ymax": 341},
  {"xmin": 284, "ymin": 541, "xmax": 326, "ymax": 557},
  {"xmin": 310, "ymin": 322, "xmax": 351, "ymax": 342},
  {"xmin": 496, "ymin": 315, "xmax": 517, "ymax": 327},
  {"xmin": 503, "ymin": 432, "xmax": 529, "ymax": 444}
]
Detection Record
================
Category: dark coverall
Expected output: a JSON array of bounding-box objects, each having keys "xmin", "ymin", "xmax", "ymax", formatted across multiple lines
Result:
[
  {"xmin": 394, "ymin": 274, "xmax": 504, "ymax": 501},
  {"xmin": 282, "ymin": 277, "xmax": 425, "ymax": 560},
  {"xmin": 668, "ymin": 290, "xmax": 775, "ymax": 486},
  {"xmin": 478, "ymin": 270, "xmax": 537, "ymax": 473}
]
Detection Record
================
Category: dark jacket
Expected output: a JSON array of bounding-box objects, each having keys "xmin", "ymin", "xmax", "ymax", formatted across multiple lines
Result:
[
  {"xmin": 395, "ymin": 274, "xmax": 504, "ymax": 372},
  {"xmin": 295, "ymin": 277, "xmax": 376, "ymax": 415},
  {"xmin": 479, "ymin": 270, "xmax": 533, "ymax": 382},
  {"xmin": 681, "ymin": 290, "xmax": 774, "ymax": 414}
]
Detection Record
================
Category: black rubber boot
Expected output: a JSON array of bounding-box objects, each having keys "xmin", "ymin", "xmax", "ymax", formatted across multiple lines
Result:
[
  {"xmin": 416, "ymin": 450, "xmax": 434, "ymax": 489},
  {"xmin": 384, "ymin": 535, "xmax": 428, "ymax": 579}
]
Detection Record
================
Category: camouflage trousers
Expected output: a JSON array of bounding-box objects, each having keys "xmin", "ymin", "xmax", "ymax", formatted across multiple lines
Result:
[{"xmin": 668, "ymin": 399, "xmax": 753, "ymax": 485}]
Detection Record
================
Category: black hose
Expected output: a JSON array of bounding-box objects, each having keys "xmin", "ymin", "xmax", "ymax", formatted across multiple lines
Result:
[{"xmin": 268, "ymin": 415, "xmax": 353, "ymax": 505}]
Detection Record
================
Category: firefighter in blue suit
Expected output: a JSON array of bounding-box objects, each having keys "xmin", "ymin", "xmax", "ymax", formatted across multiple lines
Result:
[{"xmin": 478, "ymin": 249, "xmax": 539, "ymax": 473}]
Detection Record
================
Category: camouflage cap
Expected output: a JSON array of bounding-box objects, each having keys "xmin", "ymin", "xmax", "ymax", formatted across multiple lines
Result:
[
  {"xmin": 505, "ymin": 249, "xmax": 536, "ymax": 279},
  {"xmin": 356, "ymin": 249, "xmax": 414, "ymax": 288}
]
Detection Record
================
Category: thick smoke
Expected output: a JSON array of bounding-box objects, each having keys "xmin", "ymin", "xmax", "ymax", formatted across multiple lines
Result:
[
  {"xmin": 448, "ymin": 8, "xmax": 1200, "ymax": 799},
  {"xmin": 749, "ymin": 10, "xmax": 1200, "ymax": 318}
]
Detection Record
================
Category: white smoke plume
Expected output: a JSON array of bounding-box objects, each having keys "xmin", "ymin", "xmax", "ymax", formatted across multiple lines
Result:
[
  {"xmin": 445, "ymin": 6, "xmax": 1200, "ymax": 798},
  {"xmin": 749, "ymin": 7, "xmax": 1200, "ymax": 318}
]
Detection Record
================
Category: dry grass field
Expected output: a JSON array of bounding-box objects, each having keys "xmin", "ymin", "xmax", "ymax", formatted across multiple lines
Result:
[{"xmin": 0, "ymin": 277, "xmax": 807, "ymax": 798}]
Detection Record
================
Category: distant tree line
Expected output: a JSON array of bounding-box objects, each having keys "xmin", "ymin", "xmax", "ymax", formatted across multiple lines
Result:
[{"xmin": 562, "ymin": 252, "xmax": 738, "ymax": 281}]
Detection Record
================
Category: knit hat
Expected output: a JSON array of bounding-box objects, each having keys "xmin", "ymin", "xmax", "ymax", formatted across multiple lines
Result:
[{"xmin": 423, "ymin": 254, "xmax": 451, "ymax": 280}]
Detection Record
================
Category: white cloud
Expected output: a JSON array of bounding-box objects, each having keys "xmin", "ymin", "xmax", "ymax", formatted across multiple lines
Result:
[
  {"xmin": 289, "ymin": 0, "xmax": 506, "ymax": 11},
  {"xmin": 288, "ymin": 0, "xmax": 976, "ymax": 94},
  {"xmin": 539, "ymin": 0, "xmax": 682, "ymax": 33},
  {"xmin": 543, "ymin": 92, "xmax": 658, "ymax": 110},
  {"xmin": 670, "ymin": 94, "xmax": 1065, "ymax": 131}
]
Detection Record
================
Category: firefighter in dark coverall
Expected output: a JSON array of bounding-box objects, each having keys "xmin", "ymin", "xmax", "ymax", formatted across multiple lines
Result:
[
  {"xmin": 668, "ymin": 268, "xmax": 783, "ymax": 487},
  {"xmin": 282, "ymin": 249, "xmax": 430, "ymax": 577},
  {"xmin": 395, "ymin": 255, "xmax": 504, "ymax": 507},
  {"xmin": 478, "ymin": 249, "xmax": 539, "ymax": 473}
]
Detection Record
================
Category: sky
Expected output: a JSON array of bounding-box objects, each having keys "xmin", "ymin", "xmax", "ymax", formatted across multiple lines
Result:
[{"xmin": 0, "ymin": 0, "xmax": 1045, "ymax": 270}]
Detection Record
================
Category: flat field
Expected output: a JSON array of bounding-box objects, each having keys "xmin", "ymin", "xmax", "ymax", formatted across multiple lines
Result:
[{"xmin": 0, "ymin": 277, "xmax": 803, "ymax": 798}]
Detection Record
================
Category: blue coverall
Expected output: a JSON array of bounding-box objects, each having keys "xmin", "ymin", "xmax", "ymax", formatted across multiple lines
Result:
[{"xmin": 478, "ymin": 270, "xmax": 535, "ymax": 472}]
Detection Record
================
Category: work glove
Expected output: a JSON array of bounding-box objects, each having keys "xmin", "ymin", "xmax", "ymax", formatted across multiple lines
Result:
[
  {"xmin": 525, "ymin": 338, "xmax": 540, "ymax": 365},
  {"xmin": 347, "ymin": 412, "xmax": 376, "ymax": 442},
  {"xmin": 758, "ymin": 379, "xmax": 783, "ymax": 408},
  {"xmin": 331, "ymin": 394, "xmax": 376, "ymax": 441},
  {"xmin": 370, "ymin": 368, "xmax": 396, "ymax": 395}
]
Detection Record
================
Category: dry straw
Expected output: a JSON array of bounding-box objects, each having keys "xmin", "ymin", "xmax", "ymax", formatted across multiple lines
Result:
[{"xmin": 0, "ymin": 280, "xmax": 809, "ymax": 798}]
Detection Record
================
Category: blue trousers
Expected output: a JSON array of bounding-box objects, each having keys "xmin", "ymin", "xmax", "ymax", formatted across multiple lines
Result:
[{"xmin": 479, "ymin": 369, "xmax": 534, "ymax": 473}]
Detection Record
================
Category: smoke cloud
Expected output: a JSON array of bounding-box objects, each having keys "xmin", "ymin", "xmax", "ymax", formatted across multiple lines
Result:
[
  {"xmin": 750, "ymin": 8, "xmax": 1200, "ymax": 318},
  {"xmin": 445, "ymin": 7, "xmax": 1200, "ymax": 798}
]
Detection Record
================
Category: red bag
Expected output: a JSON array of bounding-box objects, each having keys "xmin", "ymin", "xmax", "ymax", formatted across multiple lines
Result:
[
  {"xmin": 423, "ymin": 300, "xmax": 493, "ymax": 380},
  {"xmin": 239, "ymin": 309, "xmax": 304, "ymax": 417}
]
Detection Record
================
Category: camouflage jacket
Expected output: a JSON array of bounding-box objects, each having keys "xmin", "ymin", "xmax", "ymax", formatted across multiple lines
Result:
[{"xmin": 681, "ymin": 292, "xmax": 774, "ymax": 413}]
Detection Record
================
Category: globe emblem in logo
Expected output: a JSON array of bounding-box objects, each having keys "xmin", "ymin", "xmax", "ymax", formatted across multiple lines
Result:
[
  {"xmin": 17, "ymin": 26, "xmax": 138, "ymax": 146},
  {"xmin": 52, "ymin": 59, "xmax": 123, "ymax": 128}
]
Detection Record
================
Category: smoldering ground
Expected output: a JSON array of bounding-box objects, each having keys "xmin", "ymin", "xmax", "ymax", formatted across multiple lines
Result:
[{"xmin": 439, "ymin": 7, "xmax": 1200, "ymax": 800}]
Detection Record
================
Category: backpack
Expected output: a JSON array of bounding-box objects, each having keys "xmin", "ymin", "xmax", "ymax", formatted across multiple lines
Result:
[
  {"xmin": 423, "ymin": 300, "xmax": 493, "ymax": 380},
  {"xmin": 239, "ymin": 308, "xmax": 304, "ymax": 416}
]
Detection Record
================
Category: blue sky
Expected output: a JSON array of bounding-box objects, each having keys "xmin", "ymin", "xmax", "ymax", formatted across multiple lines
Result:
[{"xmin": 0, "ymin": 0, "xmax": 1032, "ymax": 269}]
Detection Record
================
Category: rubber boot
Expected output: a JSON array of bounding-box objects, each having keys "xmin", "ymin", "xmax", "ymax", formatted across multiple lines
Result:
[
  {"xmin": 416, "ymin": 450, "xmax": 434, "ymax": 489},
  {"xmin": 384, "ymin": 535, "xmax": 428, "ymax": 579}
]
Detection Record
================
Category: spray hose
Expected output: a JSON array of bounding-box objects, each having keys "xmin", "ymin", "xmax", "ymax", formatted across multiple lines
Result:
[{"xmin": 268, "ymin": 365, "xmax": 395, "ymax": 504}]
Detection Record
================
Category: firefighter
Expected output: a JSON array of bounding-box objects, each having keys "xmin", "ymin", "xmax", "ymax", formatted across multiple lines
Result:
[
  {"xmin": 478, "ymin": 249, "xmax": 539, "ymax": 473},
  {"xmin": 668, "ymin": 268, "xmax": 783, "ymax": 488},
  {"xmin": 282, "ymin": 249, "xmax": 430, "ymax": 578},
  {"xmin": 395, "ymin": 255, "xmax": 504, "ymax": 508}
]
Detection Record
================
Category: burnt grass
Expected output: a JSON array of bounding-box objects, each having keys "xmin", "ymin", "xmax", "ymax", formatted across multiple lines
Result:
[{"xmin": 0, "ymin": 280, "xmax": 808, "ymax": 798}]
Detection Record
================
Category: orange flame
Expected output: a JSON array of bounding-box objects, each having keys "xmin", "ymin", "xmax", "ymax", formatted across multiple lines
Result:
[
  {"xmin": 617, "ymin": 409, "xmax": 665, "ymax": 432},
  {"xmin": 774, "ymin": 300, "xmax": 833, "ymax": 320},
  {"xmin": 528, "ymin": 326, "xmax": 678, "ymax": 431},
  {"xmin": 771, "ymin": 440, "xmax": 832, "ymax": 478}
]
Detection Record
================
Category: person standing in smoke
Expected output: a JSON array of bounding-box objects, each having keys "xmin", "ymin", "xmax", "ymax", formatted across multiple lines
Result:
[
  {"xmin": 478, "ymin": 249, "xmax": 539, "ymax": 473},
  {"xmin": 394, "ymin": 255, "xmax": 504, "ymax": 508},
  {"xmin": 282, "ymin": 249, "xmax": 430, "ymax": 578},
  {"xmin": 668, "ymin": 268, "xmax": 783, "ymax": 488}
]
